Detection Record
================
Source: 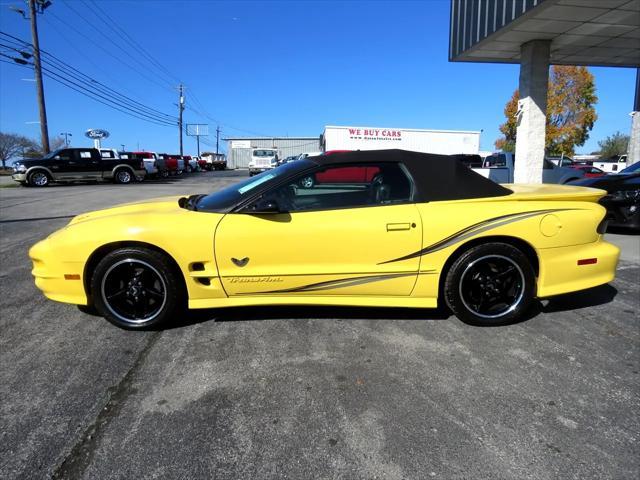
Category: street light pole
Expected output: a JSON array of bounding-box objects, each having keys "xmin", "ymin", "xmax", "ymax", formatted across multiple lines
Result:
[
  {"xmin": 60, "ymin": 132, "xmax": 72, "ymax": 146},
  {"xmin": 29, "ymin": 0, "xmax": 50, "ymax": 154}
]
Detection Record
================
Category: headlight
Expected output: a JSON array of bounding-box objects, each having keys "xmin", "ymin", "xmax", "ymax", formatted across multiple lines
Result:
[
  {"xmin": 611, "ymin": 189, "xmax": 640, "ymax": 201},
  {"xmin": 13, "ymin": 164, "xmax": 26, "ymax": 173}
]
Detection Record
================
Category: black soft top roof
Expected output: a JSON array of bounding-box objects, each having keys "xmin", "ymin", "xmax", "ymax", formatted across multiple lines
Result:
[{"xmin": 309, "ymin": 149, "xmax": 512, "ymax": 202}]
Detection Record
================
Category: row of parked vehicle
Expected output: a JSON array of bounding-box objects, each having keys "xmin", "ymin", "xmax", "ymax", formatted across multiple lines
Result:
[{"xmin": 11, "ymin": 147, "xmax": 227, "ymax": 187}]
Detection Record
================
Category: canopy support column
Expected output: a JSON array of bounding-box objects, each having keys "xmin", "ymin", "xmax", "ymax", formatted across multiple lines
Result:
[{"xmin": 514, "ymin": 40, "xmax": 550, "ymax": 184}]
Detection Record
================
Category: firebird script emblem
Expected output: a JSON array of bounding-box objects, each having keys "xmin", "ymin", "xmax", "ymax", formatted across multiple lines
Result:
[{"xmin": 231, "ymin": 257, "xmax": 249, "ymax": 267}]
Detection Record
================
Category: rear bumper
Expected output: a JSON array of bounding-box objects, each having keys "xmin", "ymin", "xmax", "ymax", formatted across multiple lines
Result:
[
  {"xmin": 29, "ymin": 238, "xmax": 88, "ymax": 306},
  {"xmin": 537, "ymin": 240, "xmax": 620, "ymax": 298}
]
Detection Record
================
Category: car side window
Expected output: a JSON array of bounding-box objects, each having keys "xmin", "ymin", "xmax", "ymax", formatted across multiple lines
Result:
[
  {"xmin": 57, "ymin": 149, "xmax": 73, "ymax": 161},
  {"xmin": 264, "ymin": 162, "xmax": 413, "ymax": 212}
]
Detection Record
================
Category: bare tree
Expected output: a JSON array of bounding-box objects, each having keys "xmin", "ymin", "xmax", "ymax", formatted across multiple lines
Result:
[
  {"xmin": 23, "ymin": 136, "xmax": 66, "ymax": 158},
  {"xmin": 0, "ymin": 132, "xmax": 35, "ymax": 169}
]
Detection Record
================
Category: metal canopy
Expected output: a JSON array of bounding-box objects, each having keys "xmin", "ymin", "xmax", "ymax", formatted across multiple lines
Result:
[{"xmin": 450, "ymin": 0, "xmax": 640, "ymax": 68}]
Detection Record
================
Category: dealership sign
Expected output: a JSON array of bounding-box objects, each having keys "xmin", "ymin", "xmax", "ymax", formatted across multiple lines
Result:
[
  {"xmin": 85, "ymin": 129, "xmax": 110, "ymax": 139},
  {"xmin": 347, "ymin": 127, "xmax": 402, "ymax": 142}
]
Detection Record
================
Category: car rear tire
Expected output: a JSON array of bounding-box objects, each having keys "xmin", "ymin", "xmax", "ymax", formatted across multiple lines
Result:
[
  {"xmin": 28, "ymin": 170, "xmax": 50, "ymax": 187},
  {"xmin": 90, "ymin": 247, "xmax": 185, "ymax": 329},
  {"xmin": 444, "ymin": 242, "xmax": 536, "ymax": 326},
  {"xmin": 114, "ymin": 168, "xmax": 133, "ymax": 184}
]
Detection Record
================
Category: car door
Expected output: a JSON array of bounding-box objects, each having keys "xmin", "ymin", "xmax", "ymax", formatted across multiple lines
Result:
[
  {"xmin": 72, "ymin": 149, "xmax": 101, "ymax": 179},
  {"xmin": 214, "ymin": 162, "xmax": 423, "ymax": 297},
  {"xmin": 48, "ymin": 148, "xmax": 75, "ymax": 180}
]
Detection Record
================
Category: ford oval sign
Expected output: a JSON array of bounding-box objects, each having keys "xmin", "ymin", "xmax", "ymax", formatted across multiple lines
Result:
[{"xmin": 85, "ymin": 129, "xmax": 110, "ymax": 139}]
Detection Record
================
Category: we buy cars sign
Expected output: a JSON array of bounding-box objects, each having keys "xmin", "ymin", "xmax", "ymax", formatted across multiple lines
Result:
[{"xmin": 323, "ymin": 125, "xmax": 480, "ymax": 155}]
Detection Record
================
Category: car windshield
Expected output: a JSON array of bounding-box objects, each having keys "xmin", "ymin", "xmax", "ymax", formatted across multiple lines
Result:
[
  {"xmin": 619, "ymin": 162, "xmax": 640, "ymax": 174},
  {"xmin": 196, "ymin": 160, "xmax": 314, "ymax": 211},
  {"xmin": 253, "ymin": 150, "xmax": 276, "ymax": 157},
  {"xmin": 42, "ymin": 148, "xmax": 65, "ymax": 160}
]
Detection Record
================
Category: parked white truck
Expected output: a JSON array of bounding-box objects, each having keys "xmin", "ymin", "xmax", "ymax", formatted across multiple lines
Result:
[
  {"xmin": 593, "ymin": 155, "xmax": 627, "ymax": 174},
  {"xmin": 474, "ymin": 153, "xmax": 585, "ymax": 184},
  {"xmin": 321, "ymin": 125, "xmax": 481, "ymax": 155},
  {"xmin": 248, "ymin": 148, "xmax": 279, "ymax": 176}
]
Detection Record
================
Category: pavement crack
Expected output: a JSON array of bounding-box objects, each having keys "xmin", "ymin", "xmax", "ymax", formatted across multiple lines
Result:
[{"xmin": 51, "ymin": 331, "xmax": 161, "ymax": 480}]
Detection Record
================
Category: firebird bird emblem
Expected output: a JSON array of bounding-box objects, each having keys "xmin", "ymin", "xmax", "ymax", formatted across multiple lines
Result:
[{"xmin": 231, "ymin": 257, "xmax": 249, "ymax": 267}]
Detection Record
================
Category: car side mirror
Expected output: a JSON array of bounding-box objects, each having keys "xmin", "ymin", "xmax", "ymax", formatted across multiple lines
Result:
[
  {"xmin": 247, "ymin": 199, "xmax": 284, "ymax": 214},
  {"xmin": 54, "ymin": 155, "xmax": 61, "ymax": 160}
]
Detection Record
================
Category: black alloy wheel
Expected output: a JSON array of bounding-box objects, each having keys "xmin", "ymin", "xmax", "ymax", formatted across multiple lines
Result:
[
  {"xmin": 444, "ymin": 242, "xmax": 535, "ymax": 326},
  {"xmin": 91, "ymin": 248, "xmax": 184, "ymax": 329}
]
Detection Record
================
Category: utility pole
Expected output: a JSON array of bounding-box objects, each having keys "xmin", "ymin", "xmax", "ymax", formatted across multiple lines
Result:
[
  {"xmin": 29, "ymin": 0, "xmax": 50, "ymax": 154},
  {"xmin": 60, "ymin": 132, "xmax": 72, "ymax": 146},
  {"xmin": 216, "ymin": 125, "xmax": 220, "ymax": 155},
  {"xmin": 178, "ymin": 84, "xmax": 184, "ymax": 155}
]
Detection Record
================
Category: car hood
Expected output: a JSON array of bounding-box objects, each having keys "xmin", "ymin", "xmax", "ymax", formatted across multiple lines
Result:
[
  {"xmin": 16, "ymin": 157, "xmax": 49, "ymax": 166},
  {"xmin": 68, "ymin": 195, "xmax": 193, "ymax": 225}
]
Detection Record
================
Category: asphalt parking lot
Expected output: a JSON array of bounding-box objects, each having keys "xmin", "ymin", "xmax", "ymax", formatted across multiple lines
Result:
[{"xmin": 1, "ymin": 171, "xmax": 638, "ymax": 480}]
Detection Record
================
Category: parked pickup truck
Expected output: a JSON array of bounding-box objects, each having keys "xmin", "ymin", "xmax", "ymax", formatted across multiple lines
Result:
[
  {"xmin": 12, "ymin": 147, "xmax": 146, "ymax": 187},
  {"xmin": 474, "ymin": 153, "xmax": 585, "ymax": 184},
  {"xmin": 120, "ymin": 151, "xmax": 159, "ymax": 177},
  {"xmin": 593, "ymin": 155, "xmax": 627, "ymax": 174}
]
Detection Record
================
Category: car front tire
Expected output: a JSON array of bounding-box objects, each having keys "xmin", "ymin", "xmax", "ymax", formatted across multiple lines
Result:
[
  {"xmin": 28, "ymin": 170, "xmax": 50, "ymax": 187},
  {"xmin": 90, "ymin": 247, "xmax": 185, "ymax": 329},
  {"xmin": 299, "ymin": 175, "xmax": 315, "ymax": 188},
  {"xmin": 444, "ymin": 242, "xmax": 536, "ymax": 326}
]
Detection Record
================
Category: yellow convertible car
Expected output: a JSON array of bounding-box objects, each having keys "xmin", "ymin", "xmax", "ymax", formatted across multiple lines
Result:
[{"xmin": 29, "ymin": 150, "xmax": 619, "ymax": 329}]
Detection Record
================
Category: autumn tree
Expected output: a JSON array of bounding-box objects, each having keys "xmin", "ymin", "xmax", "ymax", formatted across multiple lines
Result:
[
  {"xmin": 597, "ymin": 131, "xmax": 629, "ymax": 159},
  {"xmin": 495, "ymin": 66, "xmax": 598, "ymax": 156}
]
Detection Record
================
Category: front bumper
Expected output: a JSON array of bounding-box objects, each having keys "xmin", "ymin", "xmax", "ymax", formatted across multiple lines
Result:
[
  {"xmin": 29, "ymin": 237, "xmax": 88, "ymax": 306},
  {"xmin": 12, "ymin": 173, "xmax": 27, "ymax": 182},
  {"xmin": 537, "ymin": 240, "xmax": 620, "ymax": 298}
]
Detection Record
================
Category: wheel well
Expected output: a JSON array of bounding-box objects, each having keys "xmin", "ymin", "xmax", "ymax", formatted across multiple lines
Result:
[
  {"xmin": 83, "ymin": 241, "xmax": 187, "ymax": 304},
  {"xmin": 563, "ymin": 178, "xmax": 579, "ymax": 184},
  {"xmin": 437, "ymin": 235, "xmax": 539, "ymax": 299},
  {"xmin": 114, "ymin": 165, "xmax": 134, "ymax": 174},
  {"xmin": 27, "ymin": 168, "xmax": 51, "ymax": 179}
]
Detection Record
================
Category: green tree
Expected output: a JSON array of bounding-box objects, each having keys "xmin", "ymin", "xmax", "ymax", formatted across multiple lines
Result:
[
  {"xmin": 597, "ymin": 131, "xmax": 629, "ymax": 159},
  {"xmin": 495, "ymin": 66, "xmax": 598, "ymax": 156}
]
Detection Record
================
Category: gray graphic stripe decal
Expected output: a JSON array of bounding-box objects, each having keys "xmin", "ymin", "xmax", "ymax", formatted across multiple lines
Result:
[
  {"xmin": 380, "ymin": 209, "xmax": 578, "ymax": 265},
  {"xmin": 238, "ymin": 271, "xmax": 433, "ymax": 295}
]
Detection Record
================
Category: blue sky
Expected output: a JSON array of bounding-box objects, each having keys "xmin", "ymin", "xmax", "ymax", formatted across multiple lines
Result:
[{"xmin": 0, "ymin": 0, "xmax": 636, "ymax": 157}]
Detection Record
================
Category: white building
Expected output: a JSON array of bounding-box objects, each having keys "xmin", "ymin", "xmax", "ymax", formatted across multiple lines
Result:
[{"xmin": 321, "ymin": 125, "xmax": 481, "ymax": 155}]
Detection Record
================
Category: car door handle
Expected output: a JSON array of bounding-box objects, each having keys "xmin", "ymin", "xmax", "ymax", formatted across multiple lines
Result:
[{"xmin": 386, "ymin": 223, "xmax": 413, "ymax": 231}]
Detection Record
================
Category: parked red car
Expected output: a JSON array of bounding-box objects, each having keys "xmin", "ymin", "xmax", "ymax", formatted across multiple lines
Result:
[
  {"xmin": 299, "ymin": 165, "xmax": 380, "ymax": 188},
  {"xmin": 570, "ymin": 165, "xmax": 606, "ymax": 178},
  {"xmin": 157, "ymin": 154, "xmax": 182, "ymax": 176}
]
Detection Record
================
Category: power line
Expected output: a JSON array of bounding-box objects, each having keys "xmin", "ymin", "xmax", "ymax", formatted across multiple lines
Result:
[
  {"xmin": 84, "ymin": 0, "xmax": 181, "ymax": 86},
  {"xmin": 46, "ymin": 8, "xmax": 175, "ymax": 94},
  {"xmin": 0, "ymin": 34, "xmax": 177, "ymax": 123},
  {"xmin": 0, "ymin": 40, "xmax": 176, "ymax": 121},
  {"xmin": 1, "ymin": 50, "xmax": 176, "ymax": 127}
]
